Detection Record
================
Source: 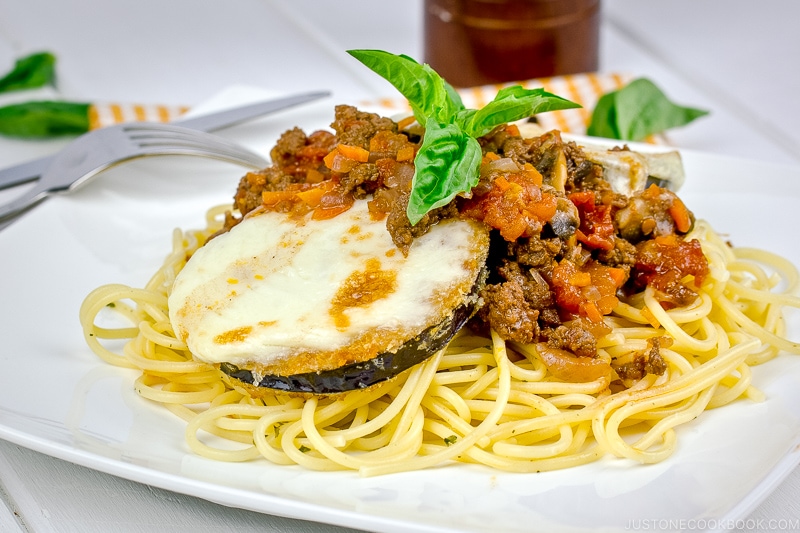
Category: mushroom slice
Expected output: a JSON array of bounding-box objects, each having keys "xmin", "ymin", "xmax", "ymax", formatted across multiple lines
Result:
[
  {"xmin": 580, "ymin": 145, "xmax": 686, "ymax": 196},
  {"xmin": 641, "ymin": 150, "xmax": 686, "ymax": 191},
  {"xmin": 168, "ymin": 199, "xmax": 490, "ymax": 395}
]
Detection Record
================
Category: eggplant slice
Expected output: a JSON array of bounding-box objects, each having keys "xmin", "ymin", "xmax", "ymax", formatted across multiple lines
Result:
[
  {"xmin": 169, "ymin": 199, "xmax": 490, "ymax": 395},
  {"xmin": 219, "ymin": 279, "xmax": 480, "ymax": 394}
]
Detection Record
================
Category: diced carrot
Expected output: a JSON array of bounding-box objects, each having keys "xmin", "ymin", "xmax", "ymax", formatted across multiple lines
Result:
[
  {"xmin": 643, "ymin": 183, "xmax": 662, "ymax": 200},
  {"xmin": 396, "ymin": 145, "xmax": 415, "ymax": 162},
  {"xmin": 582, "ymin": 301, "xmax": 604, "ymax": 323},
  {"xmin": 484, "ymin": 151, "xmax": 500, "ymax": 161},
  {"xmin": 668, "ymin": 197, "xmax": 692, "ymax": 233},
  {"xmin": 296, "ymin": 187, "xmax": 325, "ymax": 207},
  {"xmin": 305, "ymin": 168, "xmax": 324, "ymax": 183},
  {"xmin": 606, "ymin": 267, "xmax": 626, "ymax": 287},
  {"xmin": 570, "ymin": 272, "xmax": 592, "ymax": 287},
  {"xmin": 522, "ymin": 163, "xmax": 543, "ymax": 186},
  {"xmin": 596, "ymin": 294, "xmax": 619, "ymax": 314},
  {"xmin": 323, "ymin": 149, "xmax": 338, "ymax": 169},
  {"xmin": 312, "ymin": 204, "xmax": 352, "ymax": 220},
  {"xmin": 336, "ymin": 144, "xmax": 370, "ymax": 163},
  {"xmin": 324, "ymin": 150, "xmax": 359, "ymax": 173},
  {"xmin": 396, "ymin": 115, "xmax": 416, "ymax": 130},
  {"xmin": 261, "ymin": 190, "xmax": 297, "ymax": 206},
  {"xmin": 505, "ymin": 124, "xmax": 520, "ymax": 137},
  {"xmin": 641, "ymin": 307, "xmax": 661, "ymax": 329},
  {"xmin": 654, "ymin": 234, "xmax": 678, "ymax": 246},
  {"xmin": 493, "ymin": 175, "xmax": 511, "ymax": 191}
]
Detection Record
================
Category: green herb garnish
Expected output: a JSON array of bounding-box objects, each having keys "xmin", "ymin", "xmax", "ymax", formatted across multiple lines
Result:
[
  {"xmin": 444, "ymin": 435, "xmax": 458, "ymax": 446},
  {"xmin": 587, "ymin": 78, "xmax": 709, "ymax": 141},
  {"xmin": 0, "ymin": 100, "xmax": 90, "ymax": 137},
  {"xmin": 0, "ymin": 52, "xmax": 57, "ymax": 93},
  {"xmin": 347, "ymin": 50, "xmax": 580, "ymax": 225},
  {"xmin": 0, "ymin": 52, "xmax": 92, "ymax": 138}
]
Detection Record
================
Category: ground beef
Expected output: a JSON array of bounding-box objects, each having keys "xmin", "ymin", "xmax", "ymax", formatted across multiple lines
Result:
[
  {"xmin": 475, "ymin": 258, "xmax": 557, "ymax": 344},
  {"xmin": 382, "ymin": 196, "xmax": 459, "ymax": 255},
  {"xmin": 544, "ymin": 321, "xmax": 598, "ymax": 358},
  {"xmin": 612, "ymin": 337, "xmax": 669, "ymax": 379},
  {"xmin": 507, "ymin": 235, "xmax": 562, "ymax": 268},
  {"xmin": 339, "ymin": 162, "xmax": 380, "ymax": 197},
  {"xmin": 501, "ymin": 131, "xmax": 562, "ymax": 181},
  {"xmin": 270, "ymin": 128, "xmax": 335, "ymax": 177},
  {"xmin": 330, "ymin": 105, "xmax": 396, "ymax": 149},
  {"xmin": 233, "ymin": 166, "xmax": 294, "ymax": 216},
  {"xmin": 564, "ymin": 141, "xmax": 607, "ymax": 192},
  {"xmin": 477, "ymin": 281, "xmax": 540, "ymax": 344},
  {"xmin": 269, "ymin": 127, "xmax": 308, "ymax": 168},
  {"xmin": 497, "ymin": 261, "xmax": 552, "ymax": 309},
  {"xmin": 477, "ymin": 124, "xmax": 518, "ymax": 154},
  {"xmin": 596, "ymin": 237, "xmax": 637, "ymax": 270}
]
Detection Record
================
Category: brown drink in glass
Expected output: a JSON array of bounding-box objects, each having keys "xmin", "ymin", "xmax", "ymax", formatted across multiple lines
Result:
[{"xmin": 424, "ymin": 0, "xmax": 601, "ymax": 87}]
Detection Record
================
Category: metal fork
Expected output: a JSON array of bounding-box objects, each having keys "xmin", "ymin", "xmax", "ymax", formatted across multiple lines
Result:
[{"xmin": 0, "ymin": 122, "xmax": 269, "ymax": 225}]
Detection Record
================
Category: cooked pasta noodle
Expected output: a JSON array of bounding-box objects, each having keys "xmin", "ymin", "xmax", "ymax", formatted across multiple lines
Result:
[{"xmin": 79, "ymin": 209, "xmax": 800, "ymax": 475}]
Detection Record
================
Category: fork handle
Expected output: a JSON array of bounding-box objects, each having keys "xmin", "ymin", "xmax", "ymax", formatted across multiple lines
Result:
[{"xmin": 0, "ymin": 184, "xmax": 50, "ymax": 222}]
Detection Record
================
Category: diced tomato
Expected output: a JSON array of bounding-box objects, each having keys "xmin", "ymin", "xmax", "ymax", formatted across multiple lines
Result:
[
  {"xmin": 569, "ymin": 191, "xmax": 616, "ymax": 251},
  {"xmin": 633, "ymin": 237, "xmax": 709, "ymax": 306},
  {"xmin": 461, "ymin": 168, "xmax": 555, "ymax": 241},
  {"xmin": 550, "ymin": 259, "xmax": 625, "ymax": 323}
]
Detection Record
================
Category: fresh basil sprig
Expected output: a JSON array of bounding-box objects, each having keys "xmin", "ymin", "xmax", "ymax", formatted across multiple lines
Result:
[
  {"xmin": 0, "ymin": 51, "xmax": 91, "ymax": 138},
  {"xmin": 0, "ymin": 52, "xmax": 57, "ymax": 94},
  {"xmin": 0, "ymin": 100, "xmax": 90, "ymax": 137},
  {"xmin": 587, "ymin": 78, "xmax": 709, "ymax": 141},
  {"xmin": 347, "ymin": 49, "xmax": 580, "ymax": 225}
]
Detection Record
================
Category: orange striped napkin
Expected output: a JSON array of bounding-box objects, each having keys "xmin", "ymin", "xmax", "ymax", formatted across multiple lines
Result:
[
  {"xmin": 88, "ymin": 102, "xmax": 189, "ymax": 129},
  {"xmin": 364, "ymin": 72, "xmax": 648, "ymax": 140},
  {"xmin": 89, "ymin": 73, "xmax": 647, "ymax": 142}
]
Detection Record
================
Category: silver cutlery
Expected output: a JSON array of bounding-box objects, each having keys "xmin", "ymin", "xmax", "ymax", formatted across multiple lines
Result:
[
  {"xmin": 0, "ymin": 122, "xmax": 271, "ymax": 227},
  {"xmin": 0, "ymin": 90, "xmax": 329, "ymax": 190}
]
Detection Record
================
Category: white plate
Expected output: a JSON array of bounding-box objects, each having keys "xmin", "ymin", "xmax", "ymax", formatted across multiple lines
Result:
[{"xmin": 1, "ymin": 86, "xmax": 800, "ymax": 533}]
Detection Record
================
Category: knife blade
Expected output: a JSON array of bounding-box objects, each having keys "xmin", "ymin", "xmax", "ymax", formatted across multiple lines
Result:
[{"xmin": 0, "ymin": 90, "xmax": 330, "ymax": 191}]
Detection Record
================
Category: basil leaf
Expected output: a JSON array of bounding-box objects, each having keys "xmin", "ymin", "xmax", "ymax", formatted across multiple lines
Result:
[
  {"xmin": 585, "ymin": 91, "xmax": 618, "ymax": 139},
  {"xmin": 0, "ymin": 101, "xmax": 90, "ymax": 137},
  {"xmin": 407, "ymin": 120, "xmax": 482, "ymax": 225},
  {"xmin": 587, "ymin": 78, "xmax": 708, "ymax": 141},
  {"xmin": 349, "ymin": 49, "xmax": 580, "ymax": 225},
  {"xmin": 347, "ymin": 49, "xmax": 463, "ymax": 126},
  {"xmin": 460, "ymin": 85, "xmax": 581, "ymax": 138},
  {"xmin": 0, "ymin": 52, "xmax": 57, "ymax": 94}
]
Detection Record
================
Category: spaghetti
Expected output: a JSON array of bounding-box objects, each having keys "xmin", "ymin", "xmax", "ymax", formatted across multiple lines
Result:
[{"xmin": 80, "ymin": 205, "xmax": 800, "ymax": 475}]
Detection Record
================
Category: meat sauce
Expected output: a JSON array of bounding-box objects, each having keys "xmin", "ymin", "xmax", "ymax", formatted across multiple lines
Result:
[{"xmin": 220, "ymin": 105, "xmax": 708, "ymax": 380}]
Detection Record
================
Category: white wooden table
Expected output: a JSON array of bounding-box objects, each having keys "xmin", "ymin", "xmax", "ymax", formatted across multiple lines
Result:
[{"xmin": 0, "ymin": 0, "xmax": 798, "ymax": 531}]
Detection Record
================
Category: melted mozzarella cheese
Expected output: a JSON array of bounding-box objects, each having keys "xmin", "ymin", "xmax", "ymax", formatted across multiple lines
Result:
[{"xmin": 169, "ymin": 199, "xmax": 489, "ymax": 370}]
